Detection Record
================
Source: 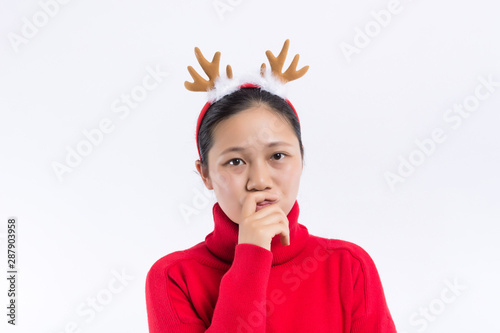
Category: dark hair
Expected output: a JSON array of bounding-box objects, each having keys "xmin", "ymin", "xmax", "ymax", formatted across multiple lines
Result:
[{"xmin": 197, "ymin": 87, "xmax": 304, "ymax": 171}]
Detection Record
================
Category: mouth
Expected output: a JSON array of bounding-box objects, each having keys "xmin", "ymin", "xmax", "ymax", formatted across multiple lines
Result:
[{"xmin": 256, "ymin": 199, "xmax": 278, "ymax": 208}]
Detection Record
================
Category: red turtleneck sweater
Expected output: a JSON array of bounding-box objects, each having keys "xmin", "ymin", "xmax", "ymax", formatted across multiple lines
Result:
[{"xmin": 145, "ymin": 200, "xmax": 396, "ymax": 332}]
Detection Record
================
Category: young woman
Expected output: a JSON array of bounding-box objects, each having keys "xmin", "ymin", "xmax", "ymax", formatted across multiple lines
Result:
[{"xmin": 145, "ymin": 40, "xmax": 397, "ymax": 332}]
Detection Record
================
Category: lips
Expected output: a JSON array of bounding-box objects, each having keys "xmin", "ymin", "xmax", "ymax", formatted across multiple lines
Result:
[{"xmin": 257, "ymin": 199, "xmax": 277, "ymax": 207}]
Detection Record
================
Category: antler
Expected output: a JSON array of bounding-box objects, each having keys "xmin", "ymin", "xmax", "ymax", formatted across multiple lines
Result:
[
  {"xmin": 260, "ymin": 39, "xmax": 309, "ymax": 83},
  {"xmin": 185, "ymin": 47, "xmax": 233, "ymax": 92}
]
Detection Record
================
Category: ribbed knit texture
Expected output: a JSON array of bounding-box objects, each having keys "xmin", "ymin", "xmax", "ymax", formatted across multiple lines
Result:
[{"xmin": 145, "ymin": 200, "xmax": 397, "ymax": 332}]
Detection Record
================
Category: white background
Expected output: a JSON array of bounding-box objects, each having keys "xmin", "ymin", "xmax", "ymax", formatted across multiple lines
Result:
[{"xmin": 1, "ymin": 0, "xmax": 499, "ymax": 332}]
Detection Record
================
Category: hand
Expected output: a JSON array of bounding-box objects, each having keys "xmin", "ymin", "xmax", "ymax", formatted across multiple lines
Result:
[{"xmin": 237, "ymin": 192, "xmax": 290, "ymax": 251}]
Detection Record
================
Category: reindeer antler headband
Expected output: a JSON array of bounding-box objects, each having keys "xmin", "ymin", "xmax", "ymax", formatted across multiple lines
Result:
[{"xmin": 185, "ymin": 39, "xmax": 309, "ymax": 161}]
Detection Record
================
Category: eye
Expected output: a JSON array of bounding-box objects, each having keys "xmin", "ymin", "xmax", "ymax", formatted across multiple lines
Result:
[
  {"xmin": 273, "ymin": 153, "xmax": 287, "ymax": 160},
  {"xmin": 227, "ymin": 158, "xmax": 244, "ymax": 166}
]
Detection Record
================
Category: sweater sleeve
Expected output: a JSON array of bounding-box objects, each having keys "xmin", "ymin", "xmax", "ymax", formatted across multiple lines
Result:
[
  {"xmin": 208, "ymin": 243, "xmax": 273, "ymax": 332},
  {"xmin": 145, "ymin": 243, "xmax": 273, "ymax": 332},
  {"xmin": 348, "ymin": 245, "xmax": 397, "ymax": 333}
]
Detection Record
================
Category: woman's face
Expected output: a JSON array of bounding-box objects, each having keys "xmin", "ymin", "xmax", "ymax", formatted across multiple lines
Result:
[{"xmin": 195, "ymin": 104, "xmax": 304, "ymax": 224}]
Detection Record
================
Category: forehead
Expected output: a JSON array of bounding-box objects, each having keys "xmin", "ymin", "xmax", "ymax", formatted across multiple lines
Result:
[{"xmin": 211, "ymin": 105, "xmax": 296, "ymax": 152}]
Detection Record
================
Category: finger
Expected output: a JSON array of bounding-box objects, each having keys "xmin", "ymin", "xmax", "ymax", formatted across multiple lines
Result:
[
  {"xmin": 241, "ymin": 192, "xmax": 279, "ymax": 222},
  {"xmin": 281, "ymin": 234, "xmax": 290, "ymax": 246},
  {"xmin": 262, "ymin": 222, "xmax": 290, "ymax": 247},
  {"xmin": 278, "ymin": 212, "xmax": 290, "ymax": 246},
  {"xmin": 262, "ymin": 210, "xmax": 290, "ymax": 246},
  {"xmin": 241, "ymin": 192, "xmax": 264, "ymax": 223}
]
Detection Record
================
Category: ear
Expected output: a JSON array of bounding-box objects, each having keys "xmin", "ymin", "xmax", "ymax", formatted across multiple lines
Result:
[{"xmin": 195, "ymin": 160, "xmax": 213, "ymax": 190}]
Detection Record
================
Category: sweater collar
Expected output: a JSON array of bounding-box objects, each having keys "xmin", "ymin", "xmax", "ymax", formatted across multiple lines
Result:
[{"xmin": 205, "ymin": 199, "xmax": 309, "ymax": 266}]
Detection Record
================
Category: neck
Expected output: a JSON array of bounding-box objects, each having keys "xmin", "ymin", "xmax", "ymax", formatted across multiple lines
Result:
[{"xmin": 205, "ymin": 200, "xmax": 309, "ymax": 265}]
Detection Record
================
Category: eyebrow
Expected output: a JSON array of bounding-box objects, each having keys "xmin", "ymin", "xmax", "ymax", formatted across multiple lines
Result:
[{"xmin": 220, "ymin": 141, "xmax": 293, "ymax": 155}]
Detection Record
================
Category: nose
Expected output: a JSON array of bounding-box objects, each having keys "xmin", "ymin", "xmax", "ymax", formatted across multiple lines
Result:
[{"xmin": 246, "ymin": 159, "xmax": 273, "ymax": 191}]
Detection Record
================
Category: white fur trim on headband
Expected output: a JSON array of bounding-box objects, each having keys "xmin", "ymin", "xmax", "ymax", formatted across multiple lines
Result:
[{"xmin": 206, "ymin": 70, "xmax": 288, "ymax": 103}]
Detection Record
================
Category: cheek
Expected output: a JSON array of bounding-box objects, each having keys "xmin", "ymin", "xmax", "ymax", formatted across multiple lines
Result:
[
  {"xmin": 212, "ymin": 169, "xmax": 242, "ymax": 194},
  {"xmin": 210, "ymin": 169, "xmax": 230, "ymax": 188},
  {"xmin": 279, "ymin": 162, "xmax": 302, "ymax": 184}
]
